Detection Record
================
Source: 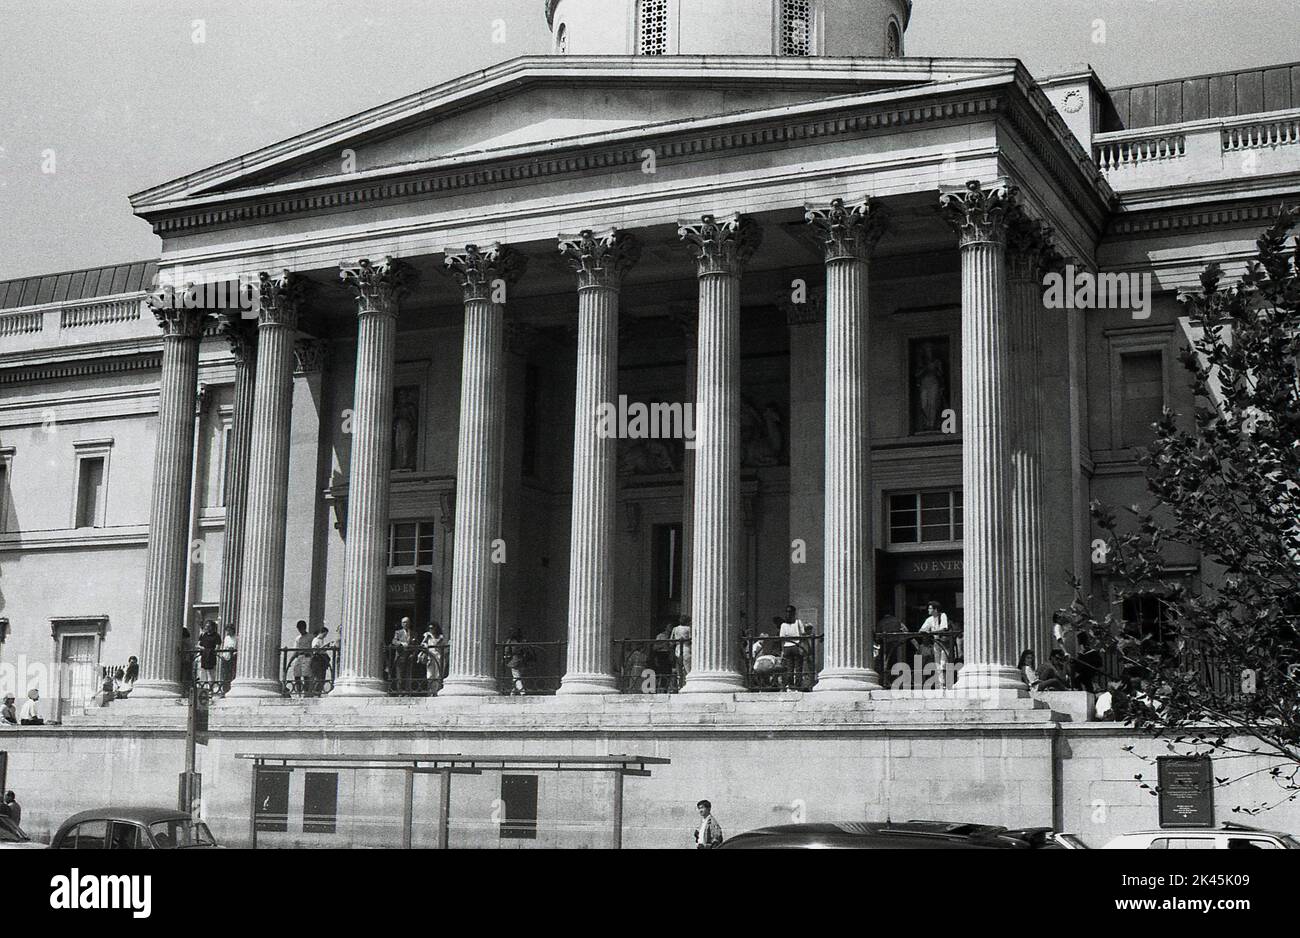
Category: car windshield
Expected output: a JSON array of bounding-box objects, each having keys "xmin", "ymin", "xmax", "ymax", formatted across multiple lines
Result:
[
  {"xmin": 1056, "ymin": 833, "xmax": 1088, "ymax": 849},
  {"xmin": 148, "ymin": 818, "xmax": 217, "ymax": 848},
  {"xmin": 1278, "ymin": 834, "xmax": 1300, "ymax": 849},
  {"xmin": 0, "ymin": 818, "xmax": 28, "ymax": 843}
]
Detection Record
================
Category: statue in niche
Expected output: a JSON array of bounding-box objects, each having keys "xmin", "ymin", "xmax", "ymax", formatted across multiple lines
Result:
[
  {"xmin": 910, "ymin": 338, "xmax": 951, "ymax": 434},
  {"xmin": 740, "ymin": 398, "xmax": 785, "ymax": 467},
  {"xmin": 392, "ymin": 385, "xmax": 420, "ymax": 471}
]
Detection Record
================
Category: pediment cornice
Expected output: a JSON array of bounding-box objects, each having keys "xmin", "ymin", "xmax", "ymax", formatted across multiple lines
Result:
[
  {"xmin": 134, "ymin": 62, "xmax": 1114, "ymax": 242},
  {"xmin": 129, "ymin": 55, "xmax": 1029, "ymax": 211}
]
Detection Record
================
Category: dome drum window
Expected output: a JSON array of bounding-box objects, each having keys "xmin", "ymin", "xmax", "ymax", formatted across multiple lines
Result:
[
  {"xmin": 780, "ymin": 0, "xmax": 813, "ymax": 56},
  {"xmin": 638, "ymin": 0, "xmax": 670, "ymax": 55}
]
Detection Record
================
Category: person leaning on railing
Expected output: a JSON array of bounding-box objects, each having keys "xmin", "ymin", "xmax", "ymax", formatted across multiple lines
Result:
[{"xmin": 419, "ymin": 623, "xmax": 445, "ymax": 695}]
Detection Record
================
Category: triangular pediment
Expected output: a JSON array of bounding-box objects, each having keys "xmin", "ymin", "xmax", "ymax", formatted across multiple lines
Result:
[{"xmin": 130, "ymin": 55, "xmax": 1019, "ymax": 211}]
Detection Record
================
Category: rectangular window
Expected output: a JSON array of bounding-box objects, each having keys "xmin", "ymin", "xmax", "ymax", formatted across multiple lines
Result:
[
  {"xmin": 388, "ymin": 521, "xmax": 437, "ymax": 570},
  {"xmin": 54, "ymin": 626, "xmax": 101, "ymax": 721},
  {"xmin": 303, "ymin": 772, "xmax": 339, "ymax": 834},
  {"xmin": 1120, "ymin": 350, "xmax": 1165, "ymax": 447},
  {"xmin": 780, "ymin": 0, "xmax": 813, "ymax": 56},
  {"xmin": 638, "ymin": 0, "xmax": 670, "ymax": 55},
  {"xmin": 68, "ymin": 820, "xmax": 108, "ymax": 849},
  {"xmin": 499, "ymin": 775, "xmax": 539, "ymax": 840},
  {"xmin": 888, "ymin": 490, "xmax": 963, "ymax": 545},
  {"xmin": 75, "ymin": 457, "xmax": 105, "ymax": 528},
  {"xmin": 219, "ymin": 420, "xmax": 232, "ymax": 508},
  {"xmin": 0, "ymin": 461, "xmax": 8, "ymax": 532}
]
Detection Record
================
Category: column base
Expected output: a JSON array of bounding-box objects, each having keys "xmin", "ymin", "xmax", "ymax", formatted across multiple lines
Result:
[
  {"xmin": 127, "ymin": 680, "xmax": 183, "ymax": 700},
  {"xmin": 556, "ymin": 673, "xmax": 617, "ymax": 695},
  {"xmin": 680, "ymin": 671, "xmax": 746, "ymax": 694},
  {"xmin": 223, "ymin": 678, "xmax": 285, "ymax": 700},
  {"xmin": 955, "ymin": 663, "xmax": 1029, "ymax": 691},
  {"xmin": 438, "ymin": 676, "xmax": 500, "ymax": 697},
  {"xmin": 813, "ymin": 668, "xmax": 883, "ymax": 692},
  {"xmin": 329, "ymin": 677, "xmax": 388, "ymax": 698}
]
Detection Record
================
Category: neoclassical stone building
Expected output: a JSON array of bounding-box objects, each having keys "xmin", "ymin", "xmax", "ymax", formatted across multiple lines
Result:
[{"xmin": 2, "ymin": 1, "xmax": 1298, "ymax": 845}]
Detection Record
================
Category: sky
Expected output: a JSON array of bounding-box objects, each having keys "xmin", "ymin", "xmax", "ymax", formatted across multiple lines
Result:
[{"xmin": 0, "ymin": 0, "xmax": 1295, "ymax": 280}]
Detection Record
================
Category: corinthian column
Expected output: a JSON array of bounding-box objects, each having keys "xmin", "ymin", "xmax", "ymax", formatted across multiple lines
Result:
[
  {"xmin": 939, "ymin": 179, "xmax": 1025, "ymax": 691},
  {"xmin": 133, "ymin": 292, "xmax": 209, "ymax": 699},
  {"xmin": 1006, "ymin": 213, "xmax": 1058, "ymax": 662},
  {"xmin": 217, "ymin": 316, "xmax": 257, "ymax": 636},
  {"xmin": 441, "ymin": 244, "xmax": 528, "ymax": 696},
  {"xmin": 677, "ymin": 214, "xmax": 762, "ymax": 694},
  {"xmin": 333, "ymin": 258, "xmax": 416, "ymax": 696},
  {"xmin": 227, "ymin": 271, "xmax": 309, "ymax": 698},
  {"xmin": 556, "ymin": 229, "xmax": 641, "ymax": 695},
  {"xmin": 806, "ymin": 197, "xmax": 888, "ymax": 692}
]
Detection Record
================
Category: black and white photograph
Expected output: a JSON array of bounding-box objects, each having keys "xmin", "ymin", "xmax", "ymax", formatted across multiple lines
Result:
[{"xmin": 0, "ymin": 0, "xmax": 1297, "ymax": 918}]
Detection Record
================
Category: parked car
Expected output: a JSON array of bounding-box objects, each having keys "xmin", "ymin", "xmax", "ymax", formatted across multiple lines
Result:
[
  {"xmin": 0, "ymin": 815, "xmax": 47, "ymax": 849},
  {"xmin": 1103, "ymin": 821, "xmax": 1299, "ymax": 850},
  {"xmin": 994, "ymin": 827, "xmax": 1089, "ymax": 849},
  {"xmin": 718, "ymin": 820, "xmax": 1082, "ymax": 849},
  {"xmin": 51, "ymin": 808, "xmax": 220, "ymax": 849}
]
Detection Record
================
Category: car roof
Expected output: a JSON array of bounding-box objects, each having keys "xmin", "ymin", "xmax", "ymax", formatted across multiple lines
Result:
[
  {"xmin": 57, "ymin": 807, "xmax": 192, "ymax": 828},
  {"xmin": 733, "ymin": 821, "xmax": 1016, "ymax": 841}
]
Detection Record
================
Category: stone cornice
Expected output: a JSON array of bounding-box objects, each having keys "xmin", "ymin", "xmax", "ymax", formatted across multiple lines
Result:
[
  {"xmin": 1105, "ymin": 198, "xmax": 1296, "ymax": 238},
  {"xmin": 130, "ymin": 55, "xmax": 1027, "ymax": 210},
  {"xmin": 134, "ymin": 67, "xmax": 1112, "ymax": 242},
  {"xmin": 0, "ymin": 351, "xmax": 163, "ymax": 386}
]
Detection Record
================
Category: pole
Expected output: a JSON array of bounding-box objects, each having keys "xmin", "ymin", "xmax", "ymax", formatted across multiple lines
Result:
[
  {"xmin": 402, "ymin": 767, "xmax": 414, "ymax": 849},
  {"xmin": 612, "ymin": 769, "xmax": 624, "ymax": 850},
  {"xmin": 181, "ymin": 680, "xmax": 197, "ymax": 816},
  {"xmin": 249, "ymin": 763, "xmax": 258, "ymax": 849},
  {"xmin": 437, "ymin": 768, "xmax": 451, "ymax": 850}
]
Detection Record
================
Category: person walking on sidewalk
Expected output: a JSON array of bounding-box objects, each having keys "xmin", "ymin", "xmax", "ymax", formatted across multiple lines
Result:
[{"xmin": 693, "ymin": 799, "xmax": 724, "ymax": 849}]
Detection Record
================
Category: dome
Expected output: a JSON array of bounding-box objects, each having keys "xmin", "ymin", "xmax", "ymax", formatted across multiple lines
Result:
[{"xmin": 545, "ymin": 0, "xmax": 911, "ymax": 58}]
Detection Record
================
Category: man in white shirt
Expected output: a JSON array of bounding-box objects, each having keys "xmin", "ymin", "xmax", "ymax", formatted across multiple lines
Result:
[
  {"xmin": 694, "ymin": 799, "xmax": 723, "ymax": 849},
  {"xmin": 18, "ymin": 689, "xmax": 43, "ymax": 725},
  {"xmin": 779, "ymin": 605, "xmax": 810, "ymax": 689}
]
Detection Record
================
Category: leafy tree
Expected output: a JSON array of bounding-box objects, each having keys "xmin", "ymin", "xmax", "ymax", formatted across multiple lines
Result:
[{"xmin": 1056, "ymin": 205, "xmax": 1300, "ymax": 812}]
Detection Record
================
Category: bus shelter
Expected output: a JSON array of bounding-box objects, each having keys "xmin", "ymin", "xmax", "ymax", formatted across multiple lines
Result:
[{"xmin": 234, "ymin": 752, "xmax": 670, "ymax": 849}]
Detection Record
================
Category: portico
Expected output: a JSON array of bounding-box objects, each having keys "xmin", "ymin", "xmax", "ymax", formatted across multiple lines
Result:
[{"xmin": 122, "ymin": 48, "xmax": 1107, "ymax": 703}]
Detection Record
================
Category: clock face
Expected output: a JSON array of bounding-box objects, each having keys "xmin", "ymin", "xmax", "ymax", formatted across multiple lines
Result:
[{"xmin": 1063, "ymin": 90, "xmax": 1085, "ymax": 114}]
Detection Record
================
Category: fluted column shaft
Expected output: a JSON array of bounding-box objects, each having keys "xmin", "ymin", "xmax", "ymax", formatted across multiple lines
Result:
[
  {"xmin": 227, "ymin": 273, "xmax": 307, "ymax": 698},
  {"xmin": 218, "ymin": 319, "xmax": 257, "ymax": 633},
  {"xmin": 134, "ymin": 303, "xmax": 207, "ymax": 699},
  {"xmin": 442, "ymin": 245, "xmax": 526, "ymax": 695},
  {"xmin": 807, "ymin": 198, "xmax": 888, "ymax": 691},
  {"xmin": 332, "ymin": 259, "xmax": 413, "ymax": 695},
  {"xmin": 1007, "ymin": 217, "xmax": 1054, "ymax": 662},
  {"xmin": 941, "ymin": 181, "xmax": 1025, "ymax": 690},
  {"xmin": 557, "ymin": 230, "xmax": 639, "ymax": 694},
  {"xmin": 678, "ymin": 215, "xmax": 762, "ymax": 693}
]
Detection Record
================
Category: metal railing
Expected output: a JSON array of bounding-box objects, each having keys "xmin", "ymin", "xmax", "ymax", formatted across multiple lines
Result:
[
  {"xmin": 496, "ymin": 640, "xmax": 567, "ymax": 696},
  {"xmin": 187, "ymin": 646, "xmax": 238, "ymax": 700},
  {"xmin": 1097, "ymin": 639, "xmax": 1249, "ymax": 701},
  {"xmin": 280, "ymin": 644, "xmax": 338, "ymax": 698},
  {"xmin": 875, "ymin": 629, "xmax": 964, "ymax": 689},
  {"xmin": 385, "ymin": 642, "xmax": 449, "ymax": 696},
  {"xmin": 740, "ymin": 632, "xmax": 823, "ymax": 692},
  {"xmin": 614, "ymin": 638, "xmax": 691, "ymax": 694}
]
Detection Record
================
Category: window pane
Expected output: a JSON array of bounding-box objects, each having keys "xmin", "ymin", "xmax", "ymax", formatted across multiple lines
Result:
[
  {"xmin": 109, "ymin": 822, "xmax": 143, "ymax": 849},
  {"xmin": 417, "ymin": 524, "xmax": 436, "ymax": 568},
  {"xmin": 392, "ymin": 523, "xmax": 417, "ymax": 567},
  {"xmin": 76, "ymin": 457, "xmax": 105, "ymax": 528},
  {"xmin": 73, "ymin": 820, "xmax": 108, "ymax": 849},
  {"xmin": 1122, "ymin": 351, "xmax": 1165, "ymax": 447}
]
